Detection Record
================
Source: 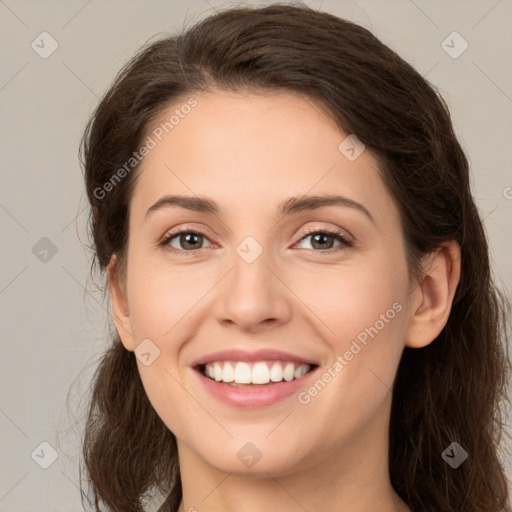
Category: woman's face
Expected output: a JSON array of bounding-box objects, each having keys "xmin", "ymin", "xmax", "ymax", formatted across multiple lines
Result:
[{"xmin": 112, "ymin": 90, "xmax": 416, "ymax": 476}]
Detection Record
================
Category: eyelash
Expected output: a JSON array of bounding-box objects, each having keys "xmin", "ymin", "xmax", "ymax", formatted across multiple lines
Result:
[{"xmin": 159, "ymin": 226, "xmax": 353, "ymax": 256}]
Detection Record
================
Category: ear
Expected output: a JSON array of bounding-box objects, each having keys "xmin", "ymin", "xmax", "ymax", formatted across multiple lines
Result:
[
  {"xmin": 107, "ymin": 254, "xmax": 136, "ymax": 351},
  {"xmin": 405, "ymin": 240, "xmax": 461, "ymax": 348}
]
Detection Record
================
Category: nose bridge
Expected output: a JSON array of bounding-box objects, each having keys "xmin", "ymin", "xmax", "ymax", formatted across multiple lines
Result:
[
  {"xmin": 215, "ymin": 234, "xmax": 290, "ymax": 329},
  {"xmin": 231, "ymin": 235, "xmax": 274, "ymax": 306}
]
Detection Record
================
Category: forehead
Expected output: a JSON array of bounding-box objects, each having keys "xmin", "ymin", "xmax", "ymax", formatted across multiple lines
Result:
[{"xmin": 130, "ymin": 90, "xmax": 399, "ymax": 228}]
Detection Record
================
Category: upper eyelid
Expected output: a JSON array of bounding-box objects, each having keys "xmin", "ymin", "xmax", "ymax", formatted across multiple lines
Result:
[
  {"xmin": 300, "ymin": 225, "xmax": 352, "ymax": 239},
  {"xmin": 162, "ymin": 224, "xmax": 217, "ymax": 243}
]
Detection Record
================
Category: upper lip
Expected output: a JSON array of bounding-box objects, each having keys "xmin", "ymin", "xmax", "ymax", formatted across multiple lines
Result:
[{"xmin": 191, "ymin": 348, "xmax": 319, "ymax": 367}]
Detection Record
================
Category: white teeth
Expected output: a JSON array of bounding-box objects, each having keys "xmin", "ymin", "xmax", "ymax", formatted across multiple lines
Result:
[
  {"xmin": 222, "ymin": 362, "xmax": 235, "ymax": 382},
  {"xmin": 214, "ymin": 362, "xmax": 222, "ymax": 381},
  {"xmin": 270, "ymin": 362, "xmax": 283, "ymax": 382},
  {"xmin": 283, "ymin": 362, "xmax": 295, "ymax": 382},
  {"xmin": 203, "ymin": 360, "xmax": 312, "ymax": 384},
  {"xmin": 252, "ymin": 362, "xmax": 270, "ymax": 384},
  {"xmin": 234, "ymin": 362, "xmax": 252, "ymax": 383},
  {"xmin": 294, "ymin": 364, "xmax": 309, "ymax": 379}
]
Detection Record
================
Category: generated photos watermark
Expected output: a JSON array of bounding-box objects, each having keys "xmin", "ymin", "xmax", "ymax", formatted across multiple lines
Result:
[
  {"xmin": 297, "ymin": 301, "xmax": 403, "ymax": 405},
  {"xmin": 93, "ymin": 96, "xmax": 198, "ymax": 200}
]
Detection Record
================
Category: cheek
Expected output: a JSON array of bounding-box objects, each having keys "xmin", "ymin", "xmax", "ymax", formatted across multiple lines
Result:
[
  {"xmin": 290, "ymin": 265, "xmax": 408, "ymax": 448},
  {"xmin": 126, "ymin": 258, "xmax": 210, "ymax": 343},
  {"xmin": 291, "ymin": 257, "xmax": 408, "ymax": 349},
  {"xmin": 291, "ymin": 251, "xmax": 409, "ymax": 414},
  {"xmin": 125, "ymin": 264, "xmax": 206, "ymax": 434}
]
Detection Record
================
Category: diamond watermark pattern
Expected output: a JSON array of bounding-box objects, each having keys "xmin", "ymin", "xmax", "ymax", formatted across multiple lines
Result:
[
  {"xmin": 134, "ymin": 338, "xmax": 161, "ymax": 366},
  {"xmin": 442, "ymin": 442, "xmax": 468, "ymax": 468},
  {"xmin": 441, "ymin": 32, "xmax": 468, "ymax": 59},
  {"xmin": 32, "ymin": 237, "xmax": 58, "ymax": 263},
  {"xmin": 31, "ymin": 32, "xmax": 59, "ymax": 59},
  {"xmin": 338, "ymin": 134, "xmax": 365, "ymax": 161},
  {"xmin": 31, "ymin": 441, "xmax": 58, "ymax": 469},
  {"xmin": 237, "ymin": 442, "xmax": 263, "ymax": 468},
  {"xmin": 236, "ymin": 236, "xmax": 263, "ymax": 264}
]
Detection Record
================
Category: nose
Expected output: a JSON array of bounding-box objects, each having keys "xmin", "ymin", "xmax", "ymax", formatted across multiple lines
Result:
[{"xmin": 214, "ymin": 247, "xmax": 292, "ymax": 332}]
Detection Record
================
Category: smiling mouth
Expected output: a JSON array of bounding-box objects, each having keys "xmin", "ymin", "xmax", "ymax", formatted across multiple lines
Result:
[{"xmin": 195, "ymin": 360, "xmax": 318, "ymax": 386}]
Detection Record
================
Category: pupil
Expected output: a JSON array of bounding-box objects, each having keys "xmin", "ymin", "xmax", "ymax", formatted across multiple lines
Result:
[
  {"xmin": 182, "ymin": 233, "xmax": 200, "ymax": 249},
  {"xmin": 313, "ymin": 233, "xmax": 332, "ymax": 249}
]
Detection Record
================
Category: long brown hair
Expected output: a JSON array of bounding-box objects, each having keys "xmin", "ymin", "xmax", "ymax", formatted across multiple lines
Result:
[{"xmin": 78, "ymin": 3, "xmax": 511, "ymax": 511}]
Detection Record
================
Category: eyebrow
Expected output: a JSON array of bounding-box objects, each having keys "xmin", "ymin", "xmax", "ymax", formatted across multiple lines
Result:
[{"xmin": 144, "ymin": 194, "xmax": 375, "ymax": 224}]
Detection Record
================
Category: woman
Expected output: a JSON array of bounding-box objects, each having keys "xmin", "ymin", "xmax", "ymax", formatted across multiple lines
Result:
[{"xmin": 79, "ymin": 3, "xmax": 511, "ymax": 511}]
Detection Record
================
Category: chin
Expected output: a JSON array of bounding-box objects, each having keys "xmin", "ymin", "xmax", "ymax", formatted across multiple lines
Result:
[{"xmin": 194, "ymin": 438, "xmax": 306, "ymax": 476}]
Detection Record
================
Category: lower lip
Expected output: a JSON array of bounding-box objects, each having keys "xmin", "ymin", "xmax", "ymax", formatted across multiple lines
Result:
[{"xmin": 194, "ymin": 367, "xmax": 318, "ymax": 408}]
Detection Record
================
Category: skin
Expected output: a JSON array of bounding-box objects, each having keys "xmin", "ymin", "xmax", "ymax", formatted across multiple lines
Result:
[{"xmin": 108, "ymin": 90, "xmax": 461, "ymax": 512}]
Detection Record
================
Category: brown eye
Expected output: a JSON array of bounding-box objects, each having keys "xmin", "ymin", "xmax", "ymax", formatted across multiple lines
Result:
[
  {"xmin": 296, "ymin": 229, "xmax": 353, "ymax": 251},
  {"xmin": 161, "ymin": 230, "xmax": 213, "ymax": 254}
]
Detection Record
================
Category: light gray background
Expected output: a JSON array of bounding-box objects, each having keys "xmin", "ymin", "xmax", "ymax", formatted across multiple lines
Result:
[{"xmin": 1, "ymin": 0, "xmax": 511, "ymax": 510}]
